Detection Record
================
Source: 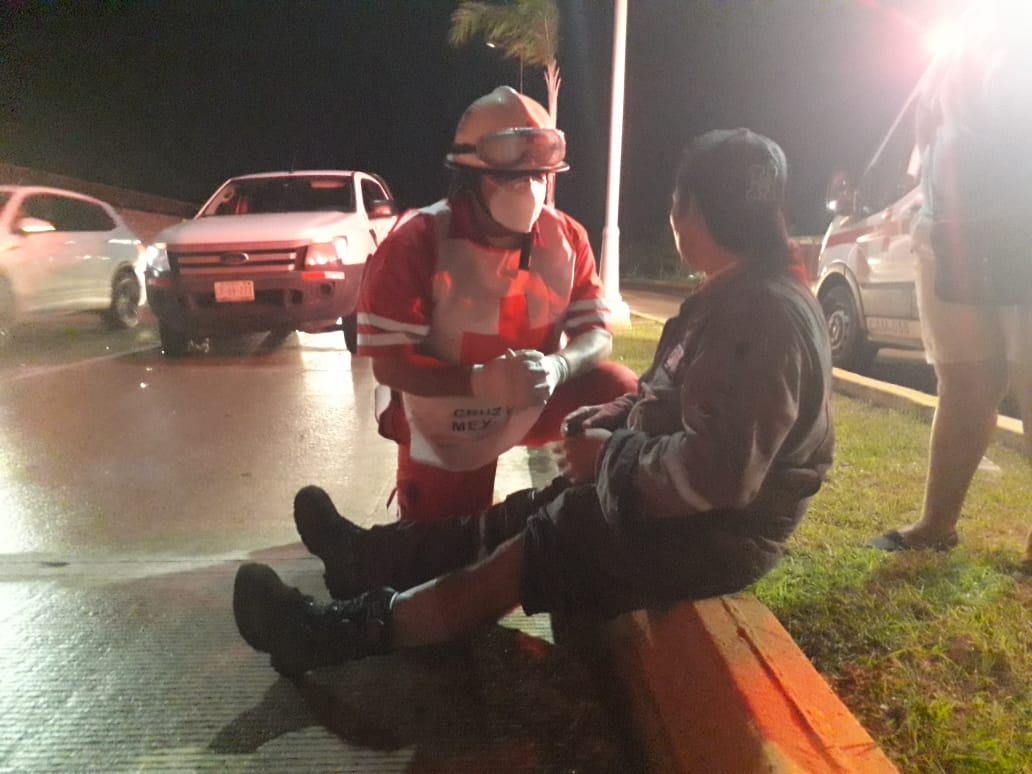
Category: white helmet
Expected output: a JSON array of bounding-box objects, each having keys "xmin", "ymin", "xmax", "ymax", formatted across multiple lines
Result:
[{"xmin": 446, "ymin": 86, "xmax": 569, "ymax": 174}]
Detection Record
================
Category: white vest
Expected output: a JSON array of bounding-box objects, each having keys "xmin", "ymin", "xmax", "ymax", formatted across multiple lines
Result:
[{"xmin": 404, "ymin": 201, "xmax": 576, "ymax": 470}]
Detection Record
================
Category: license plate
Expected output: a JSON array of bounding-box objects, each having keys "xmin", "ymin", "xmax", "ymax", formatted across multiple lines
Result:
[
  {"xmin": 214, "ymin": 280, "xmax": 254, "ymax": 303},
  {"xmin": 867, "ymin": 316, "xmax": 921, "ymax": 340}
]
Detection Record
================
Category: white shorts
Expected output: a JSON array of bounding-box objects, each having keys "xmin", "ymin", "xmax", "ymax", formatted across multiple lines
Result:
[{"xmin": 913, "ymin": 217, "xmax": 1032, "ymax": 366}]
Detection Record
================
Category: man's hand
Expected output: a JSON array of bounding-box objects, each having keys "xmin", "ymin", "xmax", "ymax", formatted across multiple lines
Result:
[
  {"xmin": 556, "ymin": 428, "xmax": 611, "ymax": 484},
  {"xmin": 470, "ymin": 350, "xmax": 550, "ymax": 409},
  {"xmin": 562, "ymin": 401, "xmax": 627, "ymax": 436},
  {"xmin": 509, "ymin": 349, "xmax": 569, "ymax": 397}
]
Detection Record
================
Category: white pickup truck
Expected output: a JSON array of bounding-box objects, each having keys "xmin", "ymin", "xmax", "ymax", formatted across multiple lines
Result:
[{"xmin": 144, "ymin": 170, "xmax": 399, "ymax": 355}]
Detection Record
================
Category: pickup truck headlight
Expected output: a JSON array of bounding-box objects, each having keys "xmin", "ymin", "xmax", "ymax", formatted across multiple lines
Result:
[
  {"xmin": 144, "ymin": 243, "xmax": 170, "ymax": 274},
  {"xmin": 305, "ymin": 236, "xmax": 349, "ymax": 268},
  {"xmin": 144, "ymin": 245, "xmax": 170, "ymax": 276}
]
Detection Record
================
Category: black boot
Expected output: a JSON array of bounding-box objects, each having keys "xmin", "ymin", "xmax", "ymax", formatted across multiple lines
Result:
[
  {"xmin": 232, "ymin": 562, "xmax": 395, "ymax": 678},
  {"xmin": 293, "ymin": 479, "xmax": 570, "ymax": 598},
  {"xmin": 294, "ymin": 483, "xmax": 480, "ymax": 598},
  {"xmin": 293, "ymin": 485, "xmax": 368, "ymax": 598}
]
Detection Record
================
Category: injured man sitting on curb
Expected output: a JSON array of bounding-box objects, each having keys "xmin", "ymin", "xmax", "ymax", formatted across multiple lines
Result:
[{"xmin": 232, "ymin": 128, "xmax": 836, "ymax": 677}]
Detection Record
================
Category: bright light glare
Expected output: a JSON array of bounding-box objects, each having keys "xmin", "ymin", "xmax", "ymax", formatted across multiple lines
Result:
[
  {"xmin": 924, "ymin": 2, "xmax": 1027, "ymax": 61},
  {"xmin": 924, "ymin": 20, "xmax": 966, "ymax": 59}
]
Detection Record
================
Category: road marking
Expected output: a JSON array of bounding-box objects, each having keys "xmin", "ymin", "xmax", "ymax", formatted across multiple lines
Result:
[{"xmin": 0, "ymin": 345, "xmax": 156, "ymax": 383}]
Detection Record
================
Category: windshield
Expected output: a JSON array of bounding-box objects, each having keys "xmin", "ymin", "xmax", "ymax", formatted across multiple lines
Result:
[
  {"xmin": 856, "ymin": 92, "xmax": 921, "ymax": 214},
  {"xmin": 199, "ymin": 175, "xmax": 356, "ymax": 217}
]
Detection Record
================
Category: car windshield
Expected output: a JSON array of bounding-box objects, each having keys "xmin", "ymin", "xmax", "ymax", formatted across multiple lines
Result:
[{"xmin": 199, "ymin": 176, "xmax": 356, "ymax": 217}]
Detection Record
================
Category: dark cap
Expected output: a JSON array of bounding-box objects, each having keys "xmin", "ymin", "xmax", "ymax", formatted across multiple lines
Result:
[
  {"xmin": 675, "ymin": 128, "xmax": 789, "ymax": 261},
  {"xmin": 678, "ymin": 128, "xmax": 786, "ymax": 212}
]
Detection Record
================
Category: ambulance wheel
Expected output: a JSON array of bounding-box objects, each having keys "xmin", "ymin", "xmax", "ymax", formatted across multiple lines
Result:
[{"xmin": 821, "ymin": 284, "xmax": 876, "ymax": 373}]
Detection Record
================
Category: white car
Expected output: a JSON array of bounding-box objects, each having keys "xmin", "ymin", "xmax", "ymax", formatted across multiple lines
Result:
[
  {"xmin": 145, "ymin": 170, "xmax": 399, "ymax": 356},
  {"xmin": 0, "ymin": 185, "xmax": 145, "ymax": 344}
]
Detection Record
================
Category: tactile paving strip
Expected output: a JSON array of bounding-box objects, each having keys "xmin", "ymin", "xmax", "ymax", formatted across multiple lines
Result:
[{"xmin": 0, "ymin": 557, "xmax": 633, "ymax": 773}]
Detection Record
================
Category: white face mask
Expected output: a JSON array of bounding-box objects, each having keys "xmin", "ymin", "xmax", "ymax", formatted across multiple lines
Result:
[{"xmin": 487, "ymin": 177, "xmax": 547, "ymax": 233}]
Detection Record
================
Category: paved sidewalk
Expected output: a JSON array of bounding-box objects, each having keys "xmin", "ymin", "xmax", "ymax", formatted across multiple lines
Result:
[{"xmin": 0, "ymin": 545, "xmax": 635, "ymax": 772}]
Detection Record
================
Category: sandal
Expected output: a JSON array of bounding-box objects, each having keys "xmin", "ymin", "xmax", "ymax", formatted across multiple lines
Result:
[{"xmin": 867, "ymin": 529, "xmax": 959, "ymax": 552}]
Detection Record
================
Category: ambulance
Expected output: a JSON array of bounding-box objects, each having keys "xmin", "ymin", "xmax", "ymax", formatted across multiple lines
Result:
[
  {"xmin": 812, "ymin": 2, "xmax": 1026, "ymax": 372},
  {"xmin": 812, "ymin": 80, "xmax": 927, "ymax": 372}
]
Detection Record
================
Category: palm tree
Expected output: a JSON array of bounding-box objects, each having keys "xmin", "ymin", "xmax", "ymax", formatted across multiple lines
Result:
[{"xmin": 449, "ymin": 0, "xmax": 562, "ymax": 203}]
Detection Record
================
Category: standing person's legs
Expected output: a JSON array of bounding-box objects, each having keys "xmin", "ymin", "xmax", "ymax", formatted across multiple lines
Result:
[
  {"xmin": 1000, "ymin": 305, "xmax": 1032, "ymax": 561},
  {"xmin": 1010, "ymin": 361, "xmax": 1032, "ymax": 562},
  {"xmin": 910, "ymin": 358, "xmax": 1008, "ymax": 542},
  {"xmin": 872, "ymin": 231, "xmax": 1009, "ymax": 550},
  {"xmin": 1010, "ymin": 362, "xmax": 1032, "ymax": 459}
]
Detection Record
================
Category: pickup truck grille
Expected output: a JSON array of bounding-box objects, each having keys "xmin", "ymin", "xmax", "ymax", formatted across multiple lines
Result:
[{"xmin": 169, "ymin": 247, "xmax": 303, "ymax": 275}]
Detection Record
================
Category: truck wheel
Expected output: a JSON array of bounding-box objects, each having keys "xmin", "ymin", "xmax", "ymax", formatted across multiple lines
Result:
[
  {"xmin": 158, "ymin": 321, "xmax": 190, "ymax": 357},
  {"xmin": 105, "ymin": 269, "xmax": 142, "ymax": 329},
  {"xmin": 821, "ymin": 284, "xmax": 876, "ymax": 372},
  {"xmin": 341, "ymin": 314, "xmax": 358, "ymax": 354}
]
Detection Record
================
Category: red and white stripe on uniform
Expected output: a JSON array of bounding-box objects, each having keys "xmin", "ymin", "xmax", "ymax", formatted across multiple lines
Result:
[{"xmin": 356, "ymin": 193, "xmax": 609, "ymax": 365}]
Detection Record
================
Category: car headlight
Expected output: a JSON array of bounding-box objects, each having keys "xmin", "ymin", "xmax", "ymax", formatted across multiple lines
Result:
[
  {"xmin": 144, "ymin": 243, "xmax": 170, "ymax": 274},
  {"xmin": 305, "ymin": 236, "xmax": 349, "ymax": 268}
]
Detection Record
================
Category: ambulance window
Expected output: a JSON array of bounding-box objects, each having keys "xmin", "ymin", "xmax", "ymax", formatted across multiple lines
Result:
[{"xmin": 857, "ymin": 96, "xmax": 920, "ymax": 213}]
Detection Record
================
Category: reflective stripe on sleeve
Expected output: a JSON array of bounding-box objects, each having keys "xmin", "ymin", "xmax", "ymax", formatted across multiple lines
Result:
[{"xmin": 356, "ymin": 313, "xmax": 430, "ymax": 337}]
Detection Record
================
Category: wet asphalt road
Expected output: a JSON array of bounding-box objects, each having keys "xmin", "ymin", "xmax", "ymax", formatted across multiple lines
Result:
[{"xmin": 0, "ymin": 310, "xmax": 398, "ymax": 558}]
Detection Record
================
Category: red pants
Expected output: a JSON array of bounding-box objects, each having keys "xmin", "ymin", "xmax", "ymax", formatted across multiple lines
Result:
[{"xmin": 383, "ymin": 361, "xmax": 639, "ymax": 522}]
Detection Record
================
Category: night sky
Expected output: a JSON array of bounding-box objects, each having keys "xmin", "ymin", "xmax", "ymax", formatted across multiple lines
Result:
[{"xmin": 1, "ymin": 0, "xmax": 958, "ymax": 245}]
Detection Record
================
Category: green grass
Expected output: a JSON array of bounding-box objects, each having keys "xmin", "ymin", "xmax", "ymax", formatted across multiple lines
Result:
[{"xmin": 611, "ymin": 318, "xmax": 1032, "ymax": 774}]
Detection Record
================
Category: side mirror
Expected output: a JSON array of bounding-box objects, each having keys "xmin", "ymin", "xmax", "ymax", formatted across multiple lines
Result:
[
  {"xmin": 15, "ymin": 216, "xmax": 56, "ymax": 235},
  {"xmin": 368, "ymin": 199, "xmax": 398, "ymax": 219},
  {"xmin": 825, "ymin": 170, "xmax": 856, "ymax": 217}
]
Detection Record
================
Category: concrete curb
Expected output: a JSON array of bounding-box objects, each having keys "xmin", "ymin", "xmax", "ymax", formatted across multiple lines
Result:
[
  {"xmin": 593, "ymin": 597, "xmax": 899, "ymax": 773},
  {"xmin": 831, "ymin": 367, "xmax": 1025, "ymax": 453}
]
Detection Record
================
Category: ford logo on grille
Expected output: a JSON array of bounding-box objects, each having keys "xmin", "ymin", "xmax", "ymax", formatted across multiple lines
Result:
[{"xmin": 221, "ymin": 252, "xmax": 249, "ymax": 265}]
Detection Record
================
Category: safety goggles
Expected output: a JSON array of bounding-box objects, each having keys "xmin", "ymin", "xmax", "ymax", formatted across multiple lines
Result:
[{"xmin": 453, "ymin": 127, "xmax": 567, "ymax": 171}]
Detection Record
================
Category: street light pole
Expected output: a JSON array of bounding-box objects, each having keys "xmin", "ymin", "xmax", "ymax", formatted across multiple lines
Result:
[{"xmin": 599, "ymin": 0, "xmax": 630, "ymax": 327}]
